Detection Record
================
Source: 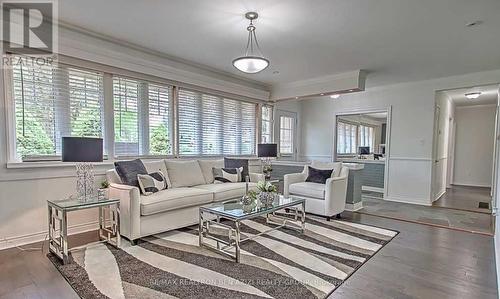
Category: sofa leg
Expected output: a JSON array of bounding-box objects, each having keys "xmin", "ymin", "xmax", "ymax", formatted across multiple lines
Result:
[
  {"xmin": 336, "ymin": 213, "xmax": 342, "ymax": 219},
  {"xmin": 130, "ymin": 239, "xmax": 138, "ymax": 246},
  {"xmin": 326, "ymin": 216, "xmax": 331, "ymax": 222}
]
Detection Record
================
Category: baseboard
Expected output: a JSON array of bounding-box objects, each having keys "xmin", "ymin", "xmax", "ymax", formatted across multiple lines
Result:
[
  {"xmin": 384, "ymin": 196, "xmax": 432, "ymax": 206},
  {"xmin": 345, "ymin": 202, "xmax": 363, "ymax": 211},
  {"xmin": 362, "ymin": 186, "xmax": 384, "ymax": 193},
  {"xmin": 0, "ymin": 221, "xmax": 99, "ymax": 250},
  {"xmin": 452, "ymin": 182, "xmax": 492, "ymax": 188}
]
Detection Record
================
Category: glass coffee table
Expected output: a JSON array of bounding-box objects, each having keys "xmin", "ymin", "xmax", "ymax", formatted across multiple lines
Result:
[{"xmin": 199, "ymin": 195, "xmax": 305, "ymax": 262}]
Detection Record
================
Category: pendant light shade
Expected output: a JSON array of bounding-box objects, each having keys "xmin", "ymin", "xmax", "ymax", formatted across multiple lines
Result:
[{"xmin": 232, "ymin": 12, "xmax": 269, "ymax": 74}]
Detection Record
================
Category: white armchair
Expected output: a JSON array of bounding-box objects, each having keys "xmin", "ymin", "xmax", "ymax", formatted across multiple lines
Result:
[{"xmin": 284, "ymin": 161, "xmax": 349, "ymax": 220}]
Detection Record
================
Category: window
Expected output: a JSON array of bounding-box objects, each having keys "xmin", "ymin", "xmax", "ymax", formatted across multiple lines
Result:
[
  {"xmin": 12, "ymin": 60, "xmax": 104, "ymax": 160},
  {"xmin": 279, "ymin": 115, "xmax": 295, "ymax": 155},
  {"xmin": 337, "ymin": 121, "xmax": 375, "ymax": 154},
  {"xmin": 261, "ymin": 105, "xmax": 273, "ymax": 143},
  {"xmin": 113, "ymin": 77, "xmax": 173, "ymax": 157},
  {"xmin": 178, "ymin": 89, "xmax": 256, "ymax": 156},
  {"xmin": 113, "ymin": 77, "xmax": 140, "ymax": 156}
]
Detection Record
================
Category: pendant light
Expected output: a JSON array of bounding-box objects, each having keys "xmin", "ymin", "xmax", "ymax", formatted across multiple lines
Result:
[{"xmin": 232, "ymin": 12, "xmax": 269, "ymax": 74}]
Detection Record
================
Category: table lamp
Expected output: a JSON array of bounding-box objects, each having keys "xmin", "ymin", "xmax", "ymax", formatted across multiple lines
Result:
[
  {"xmin": 258, "ymin": 143, "xmax": 278, "ymax": 180},
  {"xmin": 62, "ymin": 137, "xmax": 103, "ymax": 200}
]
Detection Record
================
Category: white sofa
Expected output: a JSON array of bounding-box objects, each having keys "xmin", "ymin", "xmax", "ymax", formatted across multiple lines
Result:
[
  {"xmin": 284, "ymin": 161, "xmax": 349, "ymax": 220},
  {"xmin": 107, "ymin": 159, "xmax": 264, "ymax": 244}
]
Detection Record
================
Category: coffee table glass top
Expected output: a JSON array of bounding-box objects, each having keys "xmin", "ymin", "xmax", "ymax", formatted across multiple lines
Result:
[
  {"xmin": 47, "ymin": 195, "xmax": 119, "ymax": 211},
  {"xmin": 200, "ymin": 195, "xmax": 304, "ymax": 220}
]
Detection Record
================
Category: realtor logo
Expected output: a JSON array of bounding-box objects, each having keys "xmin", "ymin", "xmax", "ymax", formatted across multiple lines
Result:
[{"xmin": 1, "ymin": 0, "xmax": 58, "ymax": 66}]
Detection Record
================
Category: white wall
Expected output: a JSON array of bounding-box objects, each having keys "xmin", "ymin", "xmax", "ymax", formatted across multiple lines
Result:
[
  {"xmin": 299, "ymin": 70, "xmax": 500, "ymax": 205},
  {"xmin": 0, "ymin": 25, "xmax": 269, "ymax": 249},
  {"xmin": 453, "ymin": 105, "xmax": 496, "ymax": 187}
]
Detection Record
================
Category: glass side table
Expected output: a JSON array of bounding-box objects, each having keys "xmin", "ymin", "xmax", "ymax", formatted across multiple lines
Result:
[{"xmin": 47, "ymin": 196, "xmax": 120, "ymax": 264}]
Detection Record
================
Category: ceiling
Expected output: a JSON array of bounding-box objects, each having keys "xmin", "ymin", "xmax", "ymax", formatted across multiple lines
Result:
[
  {"xmin": 59, "ymin": 0, "xmax": 500, "ymax": 88},
  {"xmin": 444, "ymin": 85, "xmax": 498, "ymax": 106}
]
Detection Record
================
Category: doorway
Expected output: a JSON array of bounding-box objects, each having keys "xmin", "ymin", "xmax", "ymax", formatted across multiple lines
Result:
[{"xmin": 431, "ymin": 84, "xmax": 499, "ymax": 214}]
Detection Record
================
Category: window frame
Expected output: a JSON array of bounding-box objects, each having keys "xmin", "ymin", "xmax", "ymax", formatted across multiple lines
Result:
[
  {"xmin": 3, "ymin": 55, "xmax": 262, "ymax": 164},
  {"xmin": 276, "ymin": 110, "xmax": 297, "ymax": 160}
]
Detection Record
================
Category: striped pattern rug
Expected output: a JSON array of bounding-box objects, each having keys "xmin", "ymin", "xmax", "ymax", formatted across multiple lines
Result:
[{"xmin": 49, "ymin": 216, "xmax": 397, "ymax": 299}]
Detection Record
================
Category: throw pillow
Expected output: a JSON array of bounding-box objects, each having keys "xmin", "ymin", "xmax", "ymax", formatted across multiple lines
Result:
[
  {"xmin": 224, "ymin": 158, "xmax": 249, "ymax": 182},
  {"xmin": 114, "ymin": 159, "xmax": 147, "ymax": 187},
  {"xmin": 305, "ymin": 166, "xmax": 334, "ymax": 184},
  {"xmin": 213, "ymin": 167, "xmax": 243, "ymax": 183},
  {"xmin": 137, "ymin": 171, "xmax": 168, "ymax": 195}
]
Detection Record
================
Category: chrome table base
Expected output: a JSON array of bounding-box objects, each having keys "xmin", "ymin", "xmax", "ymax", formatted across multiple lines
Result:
[
  {"xmin": 199, "ymin": 200, "xmax": 306, "ymax": 263},
  {"xmin": 48, "ymin": 201, "xmax": 120, "ymax": 264}
]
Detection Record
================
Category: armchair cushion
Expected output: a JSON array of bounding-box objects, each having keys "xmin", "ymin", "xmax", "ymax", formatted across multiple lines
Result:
[
  {"xmin": 289, "ymin": 182, "xmax": 325, "ymax": 199},
  {"xmin": 305, "ymin": 166, "xmax": 334, "ymax": 184}
]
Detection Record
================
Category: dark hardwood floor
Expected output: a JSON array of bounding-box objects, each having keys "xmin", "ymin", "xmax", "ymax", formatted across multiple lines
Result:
[
  {"xmin": 433, "ymin": 185, "xmax": 492, "ymax": 213},
  {"xmin": 0, "ymin": 213, "xmax": 497, "ymax": 299}
]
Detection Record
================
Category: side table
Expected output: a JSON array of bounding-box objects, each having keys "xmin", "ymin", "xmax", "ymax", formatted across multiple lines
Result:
[{"xmin": 47, "ymin": 197, "xmax": 120, "ymax": 264}]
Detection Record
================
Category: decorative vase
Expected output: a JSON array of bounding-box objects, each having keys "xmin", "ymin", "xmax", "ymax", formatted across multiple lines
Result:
[{"xmin": 259, "ymin": 192, "xmax": 275, "ymax": 206}]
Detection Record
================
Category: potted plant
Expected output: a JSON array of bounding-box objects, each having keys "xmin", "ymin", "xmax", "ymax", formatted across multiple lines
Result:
[{"xmin": 98, "ymin": 180, "xmax": 110, "ymax": 200}]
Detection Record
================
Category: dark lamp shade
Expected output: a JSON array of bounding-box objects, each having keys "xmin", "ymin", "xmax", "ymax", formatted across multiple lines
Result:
[
  {"xmin": 62, "ymin": 137, "xmax": 103, "ymax": 162},
  {"xmin": 258, "ymin": 143, "xmax": 278, "ymax": 158}
]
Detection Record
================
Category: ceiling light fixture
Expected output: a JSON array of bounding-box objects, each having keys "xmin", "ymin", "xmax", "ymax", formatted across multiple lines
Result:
[
  {"xmin": 465, "ymin": 92, "xmax": 481, "ymax": 99},
  {"xmin": 232, "ymin": 12, "xmax": 269, "ymax": 74},
  {"xmin": 330, "ymin": 94, "xmax": 340, "ymax": 99}
]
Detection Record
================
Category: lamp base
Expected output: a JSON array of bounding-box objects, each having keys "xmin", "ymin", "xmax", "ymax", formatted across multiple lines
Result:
[{"xmin": 76, "ymin": 162, "xmax": 96, "ymax": 201}]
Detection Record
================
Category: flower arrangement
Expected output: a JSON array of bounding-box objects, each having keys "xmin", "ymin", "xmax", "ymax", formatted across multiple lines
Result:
[{"xmin": 257, "ymin": 181, "xmax": 277, "ymax": 193}]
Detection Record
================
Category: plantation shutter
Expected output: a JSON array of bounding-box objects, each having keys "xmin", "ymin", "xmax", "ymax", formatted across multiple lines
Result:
[
  {"xmin": 12, "ymin": 60, "xmax": 104, "ymax": 160},
  {"xmin": 178, "ymin": 88, "xmax": 256, "ymax": 156},
  {"xmin": 148, "ymin": 83, "xmax": 173, "ymax": 155},
  {"xmin": 113, "ymin": 77, "xmax": 140, "ymax": 156}
]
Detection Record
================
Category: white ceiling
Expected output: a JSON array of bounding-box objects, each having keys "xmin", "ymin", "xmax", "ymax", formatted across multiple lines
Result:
[
  {"xmin": 59, "ymin": 0, "xmax": 500, "ymax": 88},
  {"xmin": 444, "ymin": 85, "xmax": 498, "ymax": 106}
]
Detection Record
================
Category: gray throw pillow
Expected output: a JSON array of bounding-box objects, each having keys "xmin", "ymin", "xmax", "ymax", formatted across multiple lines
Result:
[
  {"xmin": 114, "ymin": 159, "xmax": 147, "ymax": 187},
  {"xmin": 305, "ymin": 166, "xmax": 334, "ymax": 184},
  {"xmin": 224, "ymin": 158, "xmax": 249, "ymax": 182}
]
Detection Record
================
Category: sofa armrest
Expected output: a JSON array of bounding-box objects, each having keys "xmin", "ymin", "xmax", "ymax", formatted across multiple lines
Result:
[
  {"xmin": 249, "ymin": 172, "xmax": 265, "ymax": 183},
  {"xmin": 284, "ymin": 172, "xmax": 307, "ymax": 197},
  {"xmin": 109, "ymin": 183, "xmax": 141, "ymax": 242}
]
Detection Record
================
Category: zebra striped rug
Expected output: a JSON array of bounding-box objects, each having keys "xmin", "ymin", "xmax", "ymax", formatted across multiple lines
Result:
[{"xmin": 49, "ymin": 216, "xmax": 397, "ymax": 299}]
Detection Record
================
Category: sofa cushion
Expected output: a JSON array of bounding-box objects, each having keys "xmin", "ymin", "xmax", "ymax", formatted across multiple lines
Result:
[
  {"xmin": 289, "ymin": 182, "xmax": 326, "ymax": 199},
  {"xmin": 142, "ymin": 160, "xmax": 171, "ymax": 187},
  {"xmin": 224, "ymin": 158, "xmax": 249, "ymax": 182},
  {"xmin": 213, "ymin": 167, "xmax": 243, "ymax": 183},
  {"xmin": 198, "ymin": 159, "xmax": 224, "ymax": 184},
  {"xmin": 140, "ymin": 187, "xmax": 213, "ymax": 216},
  {"xmin": 114, "ymin": 159, "xmax": 147, "ymax": 187},
  {"xmin": 165, "ymin": 160, "xmax": 206, "ymax": 188},
  {"xmin": 195, "ymin": 182, "xmax": 257, "ymax": 202}
]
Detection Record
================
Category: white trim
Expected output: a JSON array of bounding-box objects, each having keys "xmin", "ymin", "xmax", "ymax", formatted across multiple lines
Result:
[
  {"xmin": 389, "ymin": 156, "xmax": 433, "ymax": 161},
  {"xmin": 345, "ymin": 202, "xmax": 363, "ymax": 212},
  {"xmin": 384, "ymin": 195, "xmax": 432, "ymax": 206},
  {"xmin": 0, "ymin": 221, "xmax": 99, "ymax": 250},
  {"xmin": 452, "ymin": 182, "xmax": 492, "ymax": 188},
  {"xmin": 362, "ymin": 186, "xmax": 384, "ymax": 193}
]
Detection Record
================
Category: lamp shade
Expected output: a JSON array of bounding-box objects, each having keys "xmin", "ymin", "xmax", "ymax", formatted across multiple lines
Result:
[
  {"xmin": 258, "ymin": 143, "xmax": 278, "ymax": 158},
  {"xmin": 62, "ymin": 137, "xmax": 103, "ymax": 162}
]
